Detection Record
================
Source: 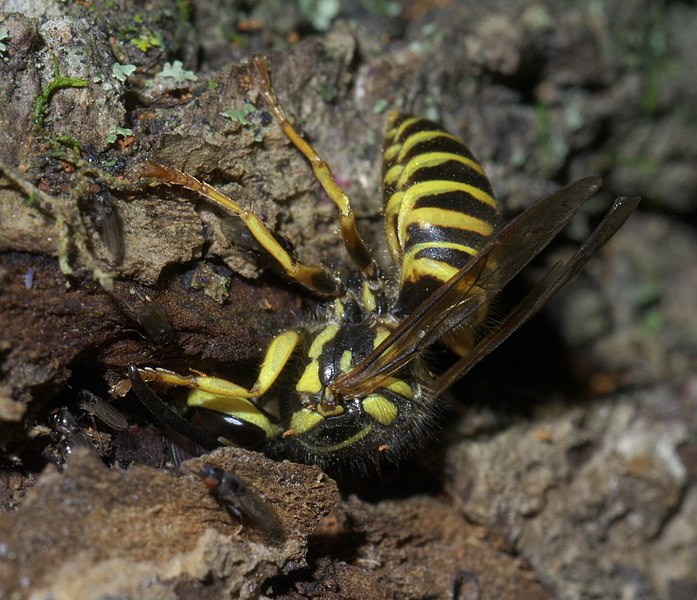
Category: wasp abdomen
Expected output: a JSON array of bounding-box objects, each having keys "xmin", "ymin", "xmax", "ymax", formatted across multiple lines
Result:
[{"xmin": 383, "ymin": 113, "xmax": 501, "ymax": 314}]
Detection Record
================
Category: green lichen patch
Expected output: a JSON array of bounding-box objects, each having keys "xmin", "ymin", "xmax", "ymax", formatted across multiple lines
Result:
[
  {"xmin": 221, "ymin": 103, "xmax": 263, "ymax": 142},
  {"xmin": 159, "ymin": 60, "xmax": 197, "ymax": 82},
  {"xmin": 112, "ymin": 63, "xmax": 137, "ymax": 83},
  {"xmin": 0, "ymin": 24, "xmax": 10, "ymax": 60},
  {"xmin": 105, "ymin": 126, "xmax": 134, "ymax": 145}
]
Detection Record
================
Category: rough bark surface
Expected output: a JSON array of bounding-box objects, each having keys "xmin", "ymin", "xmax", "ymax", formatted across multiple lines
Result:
[{"xmin": 1, "ymin": 1, "xmax": 696, "ymax": 599}]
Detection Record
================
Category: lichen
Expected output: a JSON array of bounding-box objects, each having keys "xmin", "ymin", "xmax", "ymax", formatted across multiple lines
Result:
[
  {"xmin": 112, "ymin": 62, "xmax": 137, "ymax": 82},
  {"xmin": 0, "ymin": 24, "xmax": 10, "ymax": 61},
  {"xmin": 105, "ymin": 126, "xmax": 134, "ymax": 145},
  {"xmin": 159, "ymin": 60, "xmax": 198, "ymax": 82},
  {"xmin": 221, "ymin": 103, "xmax": 263, "ymax": 142}
]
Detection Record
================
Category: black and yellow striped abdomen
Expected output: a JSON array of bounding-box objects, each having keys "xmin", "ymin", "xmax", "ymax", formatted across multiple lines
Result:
[{"xmin": 382, "ymin": 113, "xmax": 502, "ymax": 318}]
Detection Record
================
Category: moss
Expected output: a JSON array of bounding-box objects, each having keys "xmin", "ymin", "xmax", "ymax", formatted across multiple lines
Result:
[
  {"xmin": 32, "ymin": 58, "xmax": 88, "ymax": 128},
  {"xmin": 534, "ymin": 102, "xmax": 567, "ymax": 177},
  {"xmin": 363, "ymin": 0, "xmax": 402, "ymax": 17},
  {"xmin": 51, "ymin": 134, "xmax": 81, "ymax": 151},
  {"xmin": 175, "ymin": 0, "xmax": 193, "ymax": 21},
  {"xmin": 130, "ymin": 33, "xmax": 161, "ymax": 52},
  {"xmin": 121, "ymin": 13, "xmax": 165, "ymax": 55},
  {"xmin": 314, "ymin": 80, "xmax": 338, "ymax": 103}
]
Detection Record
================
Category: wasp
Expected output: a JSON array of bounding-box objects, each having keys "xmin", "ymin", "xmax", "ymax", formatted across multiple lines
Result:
[{"xmin": 125, "ymin": 57, "xmax": 639, "ymax": 473}]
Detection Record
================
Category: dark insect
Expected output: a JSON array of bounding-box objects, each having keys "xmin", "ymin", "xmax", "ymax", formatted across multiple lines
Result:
[
  {"xmin": 78, "ymin": 390, "xmax": 129, "ymax": 431},
  {"xmin": 48, "ymin": 407, "xmax": 101, "ymax": 464},
  {"xmin": 196, "ymin": 463, "xmax": 283, "ymax": 538},
  {"xmin": 124, "ymin": 56, "xmax": 639, "ymax": 473},
  {"xmin": 91, "ymin": 181, "xmax": 124, "ymax": 264},
  {"xmin": 139, "ymin": 298, "xmax": 177, "ymax": 346}
]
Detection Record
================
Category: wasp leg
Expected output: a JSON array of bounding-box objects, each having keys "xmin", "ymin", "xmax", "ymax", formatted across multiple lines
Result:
[
  {"xmin": 128, "ymin": 366, "xmax": 222, "ymax": 451},
  {"xmin": 129, "ymin": 366, "xmax": 268, "ymax": 449},
  {"xmin": 142, "ymin": 163, "xmax": 341, "ymax": 297},
  {"xmin": 253, "ymin": 56, "xmax": 380, "ymax": 284},
  {"xmin": 135, "ymin": 330, "xmax": 301, "ymax": 437}
]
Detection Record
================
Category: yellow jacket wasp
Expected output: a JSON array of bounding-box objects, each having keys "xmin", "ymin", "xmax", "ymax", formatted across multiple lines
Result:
[{"xmin": 125, "ymin": 57, "xmax": 639, "ymax": 473}]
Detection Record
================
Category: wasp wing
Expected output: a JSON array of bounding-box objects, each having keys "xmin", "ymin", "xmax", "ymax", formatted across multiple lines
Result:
[
  {"xmin": 331, "ymin": 177, "xmax": 626, "ymax": 397},
  {"xmin": 432, "ymin": 194, "xmax": 639, "ymax": 394}
]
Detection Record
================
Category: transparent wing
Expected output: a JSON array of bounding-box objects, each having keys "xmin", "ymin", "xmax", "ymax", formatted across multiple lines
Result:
[
  {"xmin": 331, "ymin": 177, "xmax": 636, "ymax": 398},
  {"xmin": 432, "ymin": 194, "xmax": 640, "ymax": 394}
]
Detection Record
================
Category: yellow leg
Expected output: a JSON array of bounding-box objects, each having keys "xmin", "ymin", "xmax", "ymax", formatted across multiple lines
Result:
[
  {"xmin": 136, "ymin": 330, "xmax": 300, "ymax": 437},
  {"xmin": 143, "ymin": 164, "xmax": 341, "ymax": 296},
  {"xmin": 139, "ymin": 330, "xmax": 301, "ymax": 398},
  {"xmin": 252, "ymin": 56, "xmax": 378, "ymax": 282}
]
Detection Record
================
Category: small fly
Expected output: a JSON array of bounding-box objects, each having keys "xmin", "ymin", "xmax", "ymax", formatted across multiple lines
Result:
[
  {"xmin": 196, "ymin": 463, "xmax": 283, "ymax": 539},
  {"xmin": 78, "ymin": 390, "xmax": 129, "ymax": 431}
]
